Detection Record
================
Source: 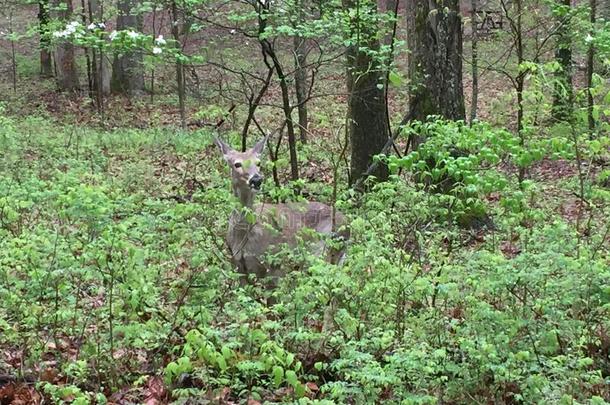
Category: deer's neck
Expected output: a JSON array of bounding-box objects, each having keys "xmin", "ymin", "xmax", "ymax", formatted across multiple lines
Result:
[
  {"xmin": 228, "ymin": 186, "xmax": 259, "ymax": 255},
  {"xmin": 232, "ymin": 183, "xmax": 256, "ymax": 209}
]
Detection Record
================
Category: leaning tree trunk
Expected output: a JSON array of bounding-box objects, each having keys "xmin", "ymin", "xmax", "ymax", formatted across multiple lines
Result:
[
  {"xmin": 344, "ymin": 0, "xmax": 390, "ymax": 183},
  {"xmin": 39, "ymin": 0, "xmax": 53, "ymax": 77},
  {"xmin": 406, "ymin": 0, "xmax": 465, "ymax": 135},
  {"xmin": 552, "ymin": 0, "xmax": 573, "ymax": 121},
  {"xmin": 53, "ymin": 0, "xmax": 80, "ymax": 92},
  {"xmin": 111, "ymin": 0, "xmax": 144, "ymax": 95}
]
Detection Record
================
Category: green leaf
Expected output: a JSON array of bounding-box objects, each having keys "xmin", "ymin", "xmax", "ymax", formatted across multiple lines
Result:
[
  {"xmin": 285, "ymin": 352, "xmax": 294, "ymax": 367},
  {"xmin": 216, "ymin": 353, "xmax": 227, "ymax": 371},
  {"xmin": 388, "ymin": 71, "xmax": 403, "ymax": 86},
  {"xmin": 294, "ymin": 383, "xmax": 306, "ymax": 398},
  {"xmin": 285, "ymin": 370, "xmax": 298, "ymax": 387},
  {"xmin": 273, "ymin": 365, "xmax": 284, "ymax": 387},
  {"xmin": 221, "ymin": 345, "xmax": 233, "ymax": 361}
]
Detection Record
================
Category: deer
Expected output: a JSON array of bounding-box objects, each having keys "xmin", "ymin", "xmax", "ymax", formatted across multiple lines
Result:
[{"xmin": 214, "ymin": 136, "xmax": 348, "ymax": 290}]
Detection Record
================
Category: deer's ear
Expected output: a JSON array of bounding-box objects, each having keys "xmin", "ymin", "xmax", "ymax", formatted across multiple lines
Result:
[
  {"xmin": 214, "ymin": 137, "xmax": 233, "ymax": 157},
  {"xmin": 252, "ymin": 135, "xmax": 269, "ymax": 155}
]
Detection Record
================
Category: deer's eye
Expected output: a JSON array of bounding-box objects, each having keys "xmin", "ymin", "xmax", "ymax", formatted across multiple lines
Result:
[{"xmin": 234, "ymin": 162, "xmax": 242, "ymax": 168}]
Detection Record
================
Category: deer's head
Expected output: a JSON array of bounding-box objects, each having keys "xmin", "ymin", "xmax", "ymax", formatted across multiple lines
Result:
[{"xmin": 215, "ymin": 136, "xmax": 268, "ymax": 206}]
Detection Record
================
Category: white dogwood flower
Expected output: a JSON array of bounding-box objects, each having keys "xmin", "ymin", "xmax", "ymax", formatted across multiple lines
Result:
[
  {"xmin": 127, "ymin": 30, "xmax": 139, "ymax": 39},
  {"xmin": 152, "ymin": 46, "xmax": 162, "ymax": 54},
  {"xmin": 109, "ymin": 30, "xmax": 118, "ymax": 40},
  {"xmin": 155, "ymin": 35, "xmax": 166, "ymax": 45}
]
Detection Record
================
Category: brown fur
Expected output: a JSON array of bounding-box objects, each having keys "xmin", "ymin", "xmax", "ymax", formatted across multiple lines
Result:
[{"xmin": 215, "ymin": 137, "xmax": 348, "ymax": 286}]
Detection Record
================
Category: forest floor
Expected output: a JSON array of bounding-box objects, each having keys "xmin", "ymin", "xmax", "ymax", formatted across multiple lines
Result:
[{"xmin": 1, "ymin": 6, "xmax": 610, "ymax": 404}]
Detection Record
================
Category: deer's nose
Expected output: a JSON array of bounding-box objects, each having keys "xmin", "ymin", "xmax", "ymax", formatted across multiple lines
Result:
[{"xmin": 249, "ymin": 174, "xmax": 263, "ymax": 190}]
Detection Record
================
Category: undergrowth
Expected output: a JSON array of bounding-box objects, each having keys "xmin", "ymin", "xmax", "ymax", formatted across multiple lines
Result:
[{"xmin": 0, "ymin": 110, "xmax": 609, "ymax": 404}]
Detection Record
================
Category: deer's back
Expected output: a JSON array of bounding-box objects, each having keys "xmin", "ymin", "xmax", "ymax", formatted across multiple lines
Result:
[{"xmin": 227, "ymin": 201, "xmax": 347, "ymax": 275}]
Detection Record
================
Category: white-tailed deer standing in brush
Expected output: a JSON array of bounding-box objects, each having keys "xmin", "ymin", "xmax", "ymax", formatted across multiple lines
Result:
[{"xmin": 215, "ymin": 136, "xmax": 348, "ymax": 288}]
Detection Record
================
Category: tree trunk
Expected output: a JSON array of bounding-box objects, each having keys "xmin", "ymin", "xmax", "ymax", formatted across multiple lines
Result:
[
  {"xmin": 53, "ymin": 0, "xmax": 80, "ymax": 92},
  {"xmin": 9, "ymin": 10, "xmax": 17, "ymax": 94},
  {"xmin": 89, "ymin": 0, "xmax": 111, "ymax": 97},
  {"xmin": 586, "ymin": 0, "xmax": 596, "ymax": 134},
  {"xmin": 257, "ymin": 3, "xmax": 299, "ymax": 180},
  {"xmin": 406, "ymin": 0, "xmax": 465, "ymax": 134},
  {"xmin": 383, "ymin": 0, "xmax": 398, "ymax": 47},
  {"xmin": 470, "ymin": 0, "xmax": 478, "ymax": 124},
  {"xmin": 171, "ymin": 0, "xmax": 186, "ymax": 129},
  {"xmin": 552, "ymin": 0, "xmax": 573, "ymax": 121},
  {"xmin": 111, "ymin": 0, "xmax": 144, "ymax": 95},
  {"xmin": 39, "ymin": 0, "xmax": 53, "ymax": 78},
  {"xmin": 94, "ymin": 55, "xmax": 112, "ymax": 95},
  {"xmin": 344, "ymin": 0, "xmax": 390, "ymax": 183},
  {"xmin": 293, "ymin": 35, "xmax": 309, "ymax": 143},
  {"xmin": 262, "ymin": 43, "xmax": 299, "ymax": 180},
  {"xmin": 510, "ymin": 0, "xmax": 526, "ymax": 183}
]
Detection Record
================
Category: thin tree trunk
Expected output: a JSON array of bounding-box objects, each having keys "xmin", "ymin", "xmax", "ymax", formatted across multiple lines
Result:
[
  {"xmin": 470, "ymin": 0, "xmax": 478, "ymax": 124},
  {"xmin": 586, "ymin": 0, "xmax": 596, "ymax": 134},
  {"xmin": 258, "ymin": 5, "xmax": 299, "ymax": 180},
  {"xmin": 293, "ymin": 35, "xmax": 309, "ymax": 143},
  {"xmin": 171, "ymin": 0, "xmax": 186, "ymax": 129},
  {"xmin": 383, "ymin": 0, "xmax": 399, "ymax": 137},
  {"xmin": 81, "ymin": 0, "xmax": 93, "ymax": 98},
  {"xmin": 9, "ymin": 10, "xmax": 17, "ymax": 94},
  {"xmin": 39, "ymin": 0, "xmax": 53, "ymax": 77},
  {"xmin": 515, "ymin": 0, "xmax": 526, "ymax": 183},
  {"xmin": 344, "ymin": 0, "xmax": 390, "ymax": 183},
  {"xmin": 267, "ymin": 48, "xmax": 299, "ymax": 180},
  {"xmin": 384, "ymin": 0, "xmax": 398, "ymax": 47},
  {"xmin": 150, "ymin": 7, "xmax": 156, "ymax": 103},
  {"xmin": 552, "ymin": 0, "xmax": 573, "ymax": 121},
  {"xmin": 88, "ymin": 0, "xmax": 109, "ymax": 117},
  {"xmin": 242, "ymin": 66, "xmax": 275, "ymax": 151}
]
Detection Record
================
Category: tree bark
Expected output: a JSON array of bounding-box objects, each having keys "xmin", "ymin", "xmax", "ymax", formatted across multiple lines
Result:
[
  {"xmin": 470, "ymin": 0, "xmax": 478, "ymax": 123},
  {"xmin": 111, "ymin": 0, "xmax": 144, "ymax": 95},
  {"xmin": 89, "ymin": 0, "xmax": 111, "ymax": 97},
  {"xmin": 242, "ymin": 66, "xmax": 274, "ymax": 151},
  {"xmin": 39, "ymin": 0, "xmax": 53, "ymax": 78},
  {"xmin": 9, "ymin": 10, "xmax": 17, "ymax": 94},
  {"xmin": 171, "ymin": 0, "xmax": 186, "ymax": 129},
  {"xmin": 344, "ymin": 0, "xmax": 390, "ymax": 183},
  {"xmin": 512, "ymin": 0, "xmax": 526, "ymax": 183},
  {"xmin": 552, "ymin": 0, "xmax": 573, "ymax": 121},
  {"xmin": 586, "ymin": 0, "xmax": 596, "ymax": 134},
  {"xmin": 53, "ymin": 0, "xmax": 80, "ymax": 92},
  {"xmin": 257, "ymin": 4, "xmax": 299, "ymax": 180},
  {"xmin": 406, "ymin": 0, "xmax": 465, "ymax": 134},
  {"xmin": 293, "ymin": 35, "xmax": 309, "ymax": 143},
  {"xmin": 263, "ymin": 44, "xmax": 300, "ymax": 180}
]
